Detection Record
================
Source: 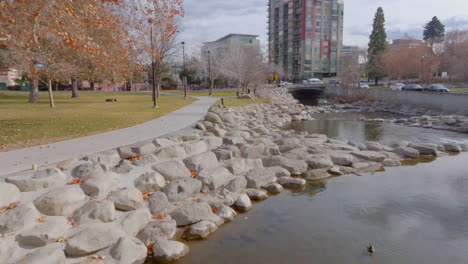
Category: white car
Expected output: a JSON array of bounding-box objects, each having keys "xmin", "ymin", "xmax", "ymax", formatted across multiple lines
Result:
[
  {"xmin": 390, "ymin": 83, "xmax": 405, "ymax": 91},
  {"xmin": 279, "ymin": 81, "xmax": 293, "ymax": 87},
  {"xmin": 359, "ymin": 83, "xmax": 370, "ymax": 89},
  {"xmin": 303, "ymin": 78, "xmax": 323, "ymax": 85}
]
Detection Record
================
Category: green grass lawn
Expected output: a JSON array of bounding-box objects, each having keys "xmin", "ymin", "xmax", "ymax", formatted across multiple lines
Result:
[
  {"xmin": 449, "ymin": 88, "xmax": 468, "ymax": 92},
  {"xmin": 0, "ymin": 92, "xmax": 196, "ymax": 149}
]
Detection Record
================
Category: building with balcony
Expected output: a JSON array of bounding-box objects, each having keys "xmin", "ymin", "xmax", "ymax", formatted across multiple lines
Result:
[{"xmin": 268, "ymin": 0, "xmax": 344, "ymax": 81}]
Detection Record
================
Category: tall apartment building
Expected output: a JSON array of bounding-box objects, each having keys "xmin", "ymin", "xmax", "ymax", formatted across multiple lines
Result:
[
  {"xmin": 268, "ymin": 0, "xmax": 344, "ymax": 80},
  {"xmin": 201, "ymin": 34, "xmax": 260, "ymax": 60}
]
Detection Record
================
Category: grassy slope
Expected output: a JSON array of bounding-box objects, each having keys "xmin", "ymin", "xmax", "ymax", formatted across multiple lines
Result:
[{"xmin": 0, "ymin": 92, "xmax": 196, "ymax": 148}]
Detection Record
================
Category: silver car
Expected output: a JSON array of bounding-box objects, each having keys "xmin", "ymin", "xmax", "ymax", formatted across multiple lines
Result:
[{"xmin": 390, "ymin": 83, "xmax": 405, "ymax": 91}]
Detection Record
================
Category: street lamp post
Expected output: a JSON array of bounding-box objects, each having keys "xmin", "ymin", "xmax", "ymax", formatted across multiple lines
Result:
[
  {"xmin": 420, "ymin": 55, "xmax": 425, "ymax": 83},
  {"xmin": 181, "ymin": 41, "xmax": 187, "ymax": 99},
  {"xmin": 149, "ymin": 20, "xmax": 157, "ymax": 108},
  {"xmin": 207, "ymin": 50, "xmax": 213, "ymax": 96}
]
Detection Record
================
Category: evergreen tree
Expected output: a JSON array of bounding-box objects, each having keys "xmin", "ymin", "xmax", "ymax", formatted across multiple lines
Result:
[
  {"xmin": 367, "ymin": 7, "xmax": 388, "ymax": 85},
  {"xmin": 423, "ymin": 16, "xmax": 445, "ymax": 47}
]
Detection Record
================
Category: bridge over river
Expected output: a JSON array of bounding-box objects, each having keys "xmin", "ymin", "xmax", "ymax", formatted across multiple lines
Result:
[{"xmin": 287, "ymin": 84, "xmax": 327, "ymax": 101}]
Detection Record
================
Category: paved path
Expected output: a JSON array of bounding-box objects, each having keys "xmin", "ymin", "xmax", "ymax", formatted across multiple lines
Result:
[{"xmin": 0, "ymin": 96, "xmax": 218, "ymax": 177}]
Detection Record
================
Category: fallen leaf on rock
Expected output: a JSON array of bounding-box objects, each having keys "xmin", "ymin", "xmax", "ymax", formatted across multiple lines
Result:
[
  {"xmin": 56, "ymin": 237, "xmax": 68, "ymax": 243},
  {"xmin": 211, "ymin": 207, "xmax": 218, "ymax": 213},
  {"xmin": 89, "ymin": 255, "xmax": 106, "ymax": 260},
  {"xmin": 190, "ymin": 170, "xmax": 199, "ymax": 178},
  {"xmin": 0, "ymin": 202, "xmax": 18, "ymax": 213},
  {"xmin": 142, "ymin": 192, "xmax": 152, "ymax": 200},
  {"xmin": 127, "ymin": 155, "xmax": 143, "ymax": 162},
  {"xmin": 68, "ymin": 221, "xmax": 78, "ymax": 228},
  {"xmin": 36, "ymin": 216, "xmax": 47, "ymax": 222},
  {"xmin": 153, "ymin": 213, "xmax": 167, "ymax": 220},
  {"xmin": 66, "ymin": 178, "xmax": 85, "ymax": 185},
  {"xmin": 147, "ymin": 243, "xmax": 155, "ymax": 256}
]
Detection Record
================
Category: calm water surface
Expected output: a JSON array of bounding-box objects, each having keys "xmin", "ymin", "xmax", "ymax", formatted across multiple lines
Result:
[{"xmin": 176, "ymin": 112, "xmax": 468, "ymax": 264}]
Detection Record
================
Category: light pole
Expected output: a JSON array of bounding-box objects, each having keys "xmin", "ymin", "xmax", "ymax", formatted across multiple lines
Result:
[
  {"xmin": 207, "ymin": 50, "xmax": 213, "ymax": 96},
  {"xmin": 420, "ymin": 55, "xmax": 425, "ymax": 83},
  {"xmin": 149, "ymin": 19, "xmax": 157, "ymax": 108},
  {"xmin": 181, "ymin": 41, "xmax": 187, "ymax": 99}
]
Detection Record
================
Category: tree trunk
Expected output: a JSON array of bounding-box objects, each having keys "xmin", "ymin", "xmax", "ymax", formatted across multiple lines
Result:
[
  {"xmin": 47, "ymin": 79, "xmax": 55, "ymax": 108},
  {"xmin": 29, "ymin": 79, "xmax": 39, "ymax": 103},
  {"xmin": 209, "ymin": 79, "xmax": 214, "ymax": 96},
  {"xmin": 156, "ymin": 82, "xmax": 161, "ymax": 98},
  {"xmin": 91, "ymin": 82, "xmax": 95, "ymax": 91},
  {"xmin": 55, "ymin": 82, "xmax": 58, "ymax": 92},
  {"xmin": 71, "ymin": 78, "xmax": 79, "ymax": 98}
]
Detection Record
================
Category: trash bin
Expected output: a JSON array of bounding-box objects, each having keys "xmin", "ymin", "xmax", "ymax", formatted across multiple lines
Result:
[{"xmin": 0, "ymin": 83, "xmax": 6, "ymax": 91}]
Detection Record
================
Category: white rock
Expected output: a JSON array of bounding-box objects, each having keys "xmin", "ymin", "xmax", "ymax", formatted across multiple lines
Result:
[
  {"xmin": 223, "ymin": 158, "xmax": 263, "ymax": 176},
  {"xmin": 0, "ymin": 182, "xmax": 20, "ymax": 208},
  {"xmin": 393, "ymin": 147, "xmax": 420, "ymax": 158},
  {"xmin": 203, "ymin": 136, "xmax": 223, "ymax": 150},
  {"xmin": 121, "ymin": 208, "xmax": 152, "ymax": 235},
  {"xmin": 152, "ymin": 160, "xmax": 191, "ymax": 181},
  {"xmin": 162, "ymin": 179, "xmax": 202, "ymax": 202},
  {"xmin": 16, "ymin": 217, "xmax": 69, "ymax": 247},
  {"xmin": 169, "ymin": 202, "xmax": 216, "ymax": 226},
  {"xmin": 34, "ymin": 185, "xmax": 87, "ymax": 216},
  {"xmin": 6, "ymin": 168, "xmax": 67, "ymax": 192},
  {"xmin": 155, "ymin": 145, "xmax": 187, "ymax": 160},
  {"xmin": 64, "ymin": 223, "xmax": 124, "ymax": 257},
  {"xmin": 17, "ymin": 244, "xmax": 66, "ymax": 264},
  {"xmin": 136, "ymin": 218, "xmax": 177, "ymax": 244},
  {"xmin": 330, "ymin": 153, "xmax": 354, "ymax": 166},
  {"xmin": 277, "ymin": 177, "xmax": 306, "ymax": 188},
  {"xmin": 262, "ymin": 156, "xmax": 308, "ymax": 175},
  {"xmin": 215, "ymin": 204, "xmax": 237, "ymax": 222},
  {"xmin": 183, "ymin": 220, "xmax": 218, "ymax": 240},
  {"xmin": 110, "ymin": 236, "xmax": 147, "ymax": 264},
  {"xmin": 152, "ymin": 239, "xmax": 189, "ymax": 264},
  {"xmin": 183, "ymin": 151, "xmax": 219, "ymax": 172},
  {"xmin": 0, "ymin": 204, "xmax": 37, "ymax": 234},
  {"xmin": 351, "ymin": 151, "xmax": 387, "ymax": 162},
  {"xmin": 80, "ymin": 175, "xmax": 118, "ymax": 199},
  {"xmin": 134, "ymin": 172, "xmax": 166, "ymax": 193},
  {"xmin": 245, "ymin": 168, "xmax": 277, "ymax": 189},
  {"xmin": 180, "ymin": 140, "xmax": 208, "ymax": 157},
  {"xmin": 72, "ymin": 200, "xmax": 116, "ymax": 224},
  {"xmin": 245, "ymin": 189, "xmax": 268, "ymax": 201},
  {"xmin": 147, "ymin": 192, "xmax": 170, "ymax": 216},
  {"xmin": 71, "ymin": 162, "xmax": 107, "ymax": 180},
  {"xmin": 132, "ymin": 142, "xmax": 157, "ymax": 156},
  {"xmin": 235, "ymin": 193, "xmax": 252, "ymax": 212},
  {"xmin": 196, "ymin": 166, "xmax": 233, "ymax": 192},
  {"xmin": 110, "ymin": 188, "xmax": 144, "ymax": 211},
  {"xmin": 304, "ymin": 169, "xmax": 330, "ymax": 180},
  {"xmin": 153, "ymin": 138, "xmax": 178, "ymax": 148},
  {"xmin": 263, "ymin": 182, "xmax": 284, "ymax": 194}
]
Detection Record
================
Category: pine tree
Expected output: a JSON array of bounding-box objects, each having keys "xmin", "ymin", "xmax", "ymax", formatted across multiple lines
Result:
[
  {"xmin": 367, "ymin": 7, "xmax": 388, "ymax": 85},
  {"xmin": 423, "ymin": 16, "xmax": 445, "ymax": 47}
]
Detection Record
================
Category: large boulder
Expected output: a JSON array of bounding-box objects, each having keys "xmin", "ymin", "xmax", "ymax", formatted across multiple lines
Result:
[
  {"xmin": 277, "ymin": 177, "xmax": 306, "ymax": 188},
  {"xmin": 132, "ymin": 142, "xmax": 157, "ymax": 156},
  {"xmin": 16, "ymin": 217, "xmax": 69, "ymax": 247},
  {"xmin": 180, "ymin": 141, "xmax": 208, "ymax": 157},
  {"xmin": 16, "ymin": 244, "xmax": 66, "ymax": 264},
  {"xmin": 136, "ymin": 218, "xmax": 177, "ymax": 244},
  {"xmin": 234, "ymin": 193, "xmax": 252, "ymax": 212},
  {"xmin": 393, "ymin": 147, "xmax": 420, "ymax": 158},
  {"xmin": 443, "ymin": 142, "xmax": 462, "ymax": 153},
  {"xmin": 34, "ymin": 185, "xmax": 87, "ymax": 216},
  {"xmin": 183, "ymin": 220, "xmax": 218, "ymax": 240},
  {"xmin": 205, "ymin": 112, "xmax": 223, "ymax": 124},
  {"xmin": 239, "ymin": 144, "xmax": 266, "ymax": 159},
  {"xmin": 304, "ymin": 169, "xmax": 330, "ymax": 181},
  {"xmin": 110, "ymin": 236, "xmax": 147, "ymax": 264},
  {"xmin": 147, "ymin": 192, "xmax": 171, "ymax": 216},
  {"xmin": 203, "ymin": 136, "xmax": 223, "ymax": 150},
  {"xmin": 0, "ymin": 204, "xmax": 37, "ymax": 234},
  {"xmin": 71, "ymin": 162, "xmax": 107, "ymax": 179},
  {"xmin": 245, "ymin": 168, "xmax": 277, "ymax": 189},
  {"xmin": 0, "ymin": 182, "xmax": 20, "ymax": 208},
  {"xmin": 263, "ymin": 182, "xmax": 284, "ymax": 194},
  {"xmin": 408, "ymin": 143, "xmax": 438, "ymax": 155},
  {"xmin": 64, "ymin": 223, "xmax": 124, "ymax": 256},
  {"xmin": 225, "ymin": 176, "xmax": 248, "ymax": 193},
  {"xmin": 153, "ymin": 138, "xmax": 178, "ymax": 148},
  {"xmin": 215, "ymin": 204, "xmax": 237, "ymax": 222},
  {"xmin": 6, "ymin": 168, "xmax": 67, "ymax": 192},
  {"xmin": 196, "ymin": 166, "xmax": 233, "ymax": 192},
  {"xmin": 223, "ymin": 158, "xmax": 263, "ymax": 176},
  {"xmin": 152, "ymin": 160, "xmax": 191, "ymax": 181},
  {"xmin": 245, "ymin": 189, "xmax": 268, "ymax": 201},
  {"xmin": 162, "ymin": 179, "xmax": 202, "ymax": 202},
  {"xmin": 134, "ymin": 172, "xmax": 166, "ymax": 193},
  {"xmin": 155, "ymin": 145, "xmax": 187, "ymax": 160},
  {"xmin": 80, "ymin": 175, "xmax": 118, "ymax": 199},
  {"xmin": 366, "ymin": 141, "xmax": 384, "ymax": 151},
  {"xmin": 306, "ymin": 155, "xmax": 334, "ymax": 169},
  {"xmin": 169, "ymin": 202, "xmax": 216, "ymax": 226},
  {"xmin": 330, "ymin": 153, "xmax": 354, "ymax": 166},
  {"xmin": 152, "ymin": 239, "xmax": 189, "ymax": 264},
  {"xmin": 351, "ymin": 151, "xmax": 387, "ymax": 162},
  {"xmin": 183, "ymin": 151, "xmax": 219, "ymax": 172},
  {"xmin": 112, "ymin": 160, "xmax": 135, "ymax": 174},
  {"xmin": 120, "ymin": 208, "xmax": 152, "ymax": 235},
  {"xmin": 71, "ymin": 200, "xmax": 116, "ymax": 224},
  {"xmin": 110, "ymin": 188, "xmax": 145, "ymax": 211},
  {"xmin": 212, "ymin": 146, "xmax": 241, "ymax": 161},
  {"xmin": 262, "ymin": 156, "xmax": 308, "ymax": 175}
]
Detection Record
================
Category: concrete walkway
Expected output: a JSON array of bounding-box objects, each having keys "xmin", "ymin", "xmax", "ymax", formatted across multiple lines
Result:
[{"xmin": 0, "ymin": 96, "xmax": 218, "ymax": 177}]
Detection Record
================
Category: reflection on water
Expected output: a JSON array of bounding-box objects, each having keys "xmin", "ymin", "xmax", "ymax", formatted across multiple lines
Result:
[
  {"xmin": 288, "ymin": 112, "xmax": 468, "ymax": 145},
  {"xmin": 178, "ymin": 153, "xmax": 468, "ymax": 264}
]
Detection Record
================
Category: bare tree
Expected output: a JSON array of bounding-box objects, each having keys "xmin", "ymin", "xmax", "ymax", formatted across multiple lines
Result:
[
  {"xmin": 338, "ymin": 48, "xmax": 367, "ymax": 88},
  {"xmin": 439, "ymin": 30, "xmax": 468, "ymax": 80}
]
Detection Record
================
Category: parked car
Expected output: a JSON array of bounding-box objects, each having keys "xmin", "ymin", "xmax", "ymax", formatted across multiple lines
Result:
[
  {"xmin": 425, "ymin": 84, "xmax": 450, "ymax": 92},
  {"xmin": 402, "ymin": 84, "xmax": 424, "ymax": 91},
  {"xmin": 303, "ymin": 78, "xmax": 323, "ymax": 85},
  {"xmin": 390, "ymin": 83, "xmax": 405, "ymax": 91},
  {"xmin": 328, "ymin": 80, "xmax": 341, "ymax": 86},
  {"xmin": 359, "ymin": 83, "xmax": 370, "ymax": 89},
  {"xmin": 278, "ymin": 81, "xmax": 293, "ymax": 87}
]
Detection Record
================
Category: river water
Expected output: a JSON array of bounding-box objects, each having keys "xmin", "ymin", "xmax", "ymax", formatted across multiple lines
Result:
[{"xmin": 177, "ymin": 111, "xmax": 468, "ymax": 264}]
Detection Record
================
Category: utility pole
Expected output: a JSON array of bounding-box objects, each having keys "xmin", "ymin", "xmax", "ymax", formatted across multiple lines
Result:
[
  {"xmin": 420, "ymin": 55, "xmax": 425, "ymax": 83},
  {"xmin": 181, "ymin": 41, "xmax": 187, "ymax": 99},
  {"xmin": 149, "ymin": 19, "xmax": 157, "ymax": 108},
  {"xmin": 207, "ymin": 50, "xmax": 213, "ymax": 96}
]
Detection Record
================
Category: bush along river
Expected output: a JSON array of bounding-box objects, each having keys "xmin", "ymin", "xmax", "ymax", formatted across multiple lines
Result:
[{"xmin": 1, "ymin": 88, "xmax": 468, "ymax": 263}]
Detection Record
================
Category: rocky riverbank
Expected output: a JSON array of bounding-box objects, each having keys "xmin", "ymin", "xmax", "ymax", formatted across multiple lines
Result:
[
  {"xmin": 330, "ymin": 100, "xmax": 468, "ymax": 133},
  {"xmin": 1, "ymin": 88, "xmax": 467, "ymax": 264}
]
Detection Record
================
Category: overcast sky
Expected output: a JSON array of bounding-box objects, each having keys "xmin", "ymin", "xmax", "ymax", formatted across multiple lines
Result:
[{"xmin": 179, "ymin": 0, "xmax": 468, "ymax": 55}]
